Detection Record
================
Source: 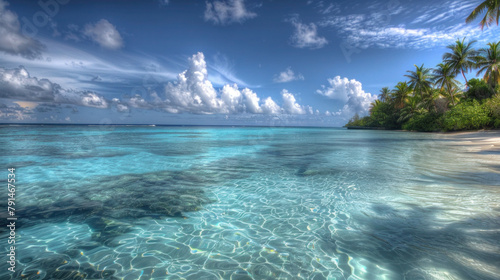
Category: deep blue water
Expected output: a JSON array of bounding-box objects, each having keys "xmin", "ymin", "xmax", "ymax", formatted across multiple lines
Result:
[{"xmin": 1, "ymin": 126, "xmax": 499, "ymax": 279}]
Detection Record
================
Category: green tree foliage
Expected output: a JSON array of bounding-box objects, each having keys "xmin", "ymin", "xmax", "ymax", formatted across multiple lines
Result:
[
  {"xmin": 476, "ymin": 41, "xmax": 500, "ymax": 88},
  {"xmin": 443, "ymin": 100, "xmax": 491, "ymax": 131},
  {"xmin": 405, "ymin": 64, "xmax": 433, "ymax": 101},
  {"xmin": 484, "ymin": 94, "xmax": 500, "ymax": 127},
  {"xmin": 402, "ymin": 113, "xmax": 443, "ymax": 132},
  {"xmin": 369, "ymin": 101, "xmax": 400, "ymax": 129},
  {"xmin": 432, "ymin": 63, "xmax": 461, "ymax": 106},
  {"xmin": 443, "ymin": 39, "xmax": 478, "ymax": 85},
  {"xmin": 345, "ymin": 30, "xmax": 500, "ymax": 131},
  {"xmin": 379, "ymin": 87, "xmax": 391, "ymax": 102},
  {"xmin": 465, "ymin": 78, "xmax": 495, "ymax": 100},
  {"xmin": 466, "ymin": 0, "xmax": 500, "ymax": 30},
  {"xmin": 392, "ymin": 82, "xmax": 413, "ymax": 109},
  {"xmin": 398, "ymin": 95, "xmax": 421, "ymax": 123}
]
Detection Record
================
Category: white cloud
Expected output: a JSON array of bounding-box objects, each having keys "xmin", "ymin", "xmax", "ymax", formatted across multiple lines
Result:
[
  {"xmin": 0, "ymin": 0, "xmax": 45, "ymax": 59},
  {"xmin": 221, "ymin": 83, "xmax": 243, "ymax": 112},
  {"xmin": 319, "ymin": 0, "xmax": 497, "ymax": 50},
  {"xmin": 281, "ymin": 89, "xmax": 306, "ymax": 115},
  {"xmin": 205, "ymin": 0, "xmax": 256, "ymax": 25},
  {"xmin": 340, "ymin": 87, "xmax": 377, "ymax": 117},
  {"xmin": 0, "ymin": 102, "xmax": 33, "ymax": 120},
  {"xmin": 162, "ymin": 52, "xmax": 222, "ymax": 113},
  {"xmin": 317, "ymin": 76, "xmax": 376, "ymax": 117},
  {"xmin": 0, "ymin": 52, "xmax": 316, "ymax": 118},
  {"xmin": 411, "ymin": 0, "xmax": 477, "ymax": 25},
  {"xmin": 261, "ymin": 97, "xmax": 281, "ymax": 115},
  {"xmin": 241, "ymin": 88, "xmax": 261, "ymax": 113},
  {"xmin": 83, "ymin": 19, "xmax": 124, "ymax": 50},
  {"xmin": 61, "ymin": 91, "xmax": 108, "ymax": 108},
  {"xmin": 0, "ymin": 66, "xmax": 109, "ymax": 109},
  {"xmin": 111, "ymin": 98, "xmax": 129, "ymax": 112},
  {"xmin": 290, "ymin": 19, "xmax": 328, "ymax": 49},
  {"xmin": 0, "ymin": 39, "xmax": 181, "ymax": 97},
  {"xmin": 159, "ymin": 52, "xmax": 283, "ymax": 115},
  {"xmin": 317, "ymin": 76, "xmax": 363, "ymax": 102},
  {"xmin": 273, "ymin": 67, "xmax": 304, "ymax": 83},
  {"xmin": 127, "ymin": 95, "xmax": 152, "ymax": 109}
]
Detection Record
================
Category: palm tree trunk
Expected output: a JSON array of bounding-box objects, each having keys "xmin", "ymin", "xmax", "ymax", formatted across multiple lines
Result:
[
  {"xmin": 461, "ymin": 68, "xmax": 468, "ymax": 85},
  {"xmin": 449, "ymin": 89, "xmax": 455, "ymax": 106}
]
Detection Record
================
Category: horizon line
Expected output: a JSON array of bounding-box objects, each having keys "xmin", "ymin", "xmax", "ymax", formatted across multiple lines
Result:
[{"xmin": 0, "ymin": 123, "xmax": 343, "ymax": 129}]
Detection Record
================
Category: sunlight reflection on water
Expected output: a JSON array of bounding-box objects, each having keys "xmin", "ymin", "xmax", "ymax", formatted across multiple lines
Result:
[{"xmin": 0, "ymin": 126, "xmax": 499, "ymax": 279}]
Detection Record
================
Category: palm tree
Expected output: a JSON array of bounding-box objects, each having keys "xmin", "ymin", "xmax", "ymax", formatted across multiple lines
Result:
[
  {"xmin": 398, "ymin": 95, "xmax": 420, "ymax": 123},
  {"xmin": 420, "ymin": 89, "xmax": 441, "ymax": 112},
  {"xmin": 369, "ymin": 99, "xmax": 382, "ymax": 114},
  {"xmin": 442, "ymin": 87, "xmax": 463, "ymax": 106},
  {"xmin": 432, "ymin": 63, "xmax": 461, "ymax": 106},
  {"xmin": 391, "ymin": 81, "xmax": 412, "ymax": 109},
  {"xmin": 379, "ymin": 87, "xmax": 391, "ymax": 102},
  {"xmin": 466, "ymin": 0, "xmax": 500, "ymax": 30},
  {"xmin": 443, "ymin": 38, "xmax": 478, "ymax": 85},
  {"xmin": 476, "ymin": 41, "xmax": 500, "ymax": 88},
  {"xmin": 405, "ymin": 64, "xmax": 433, "ymax": 100}
]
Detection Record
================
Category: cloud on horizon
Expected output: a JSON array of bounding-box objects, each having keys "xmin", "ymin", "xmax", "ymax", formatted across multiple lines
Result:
[
  {"xmin": 153, "ymin": 52, "xmax": 306, "ymax": 115},
  {"xmin": 0, "ymin": 66, "xmax": 109, "ymax": 109},
  {"xmin": 317, "ymin": 76, "xmax": 377, "ymax": 117},
  {"xmin": 0, "ymin": 52, "xmax": 317, "ymax": 118},
  {"xmin": 281, "ymin": 89, "xmax": 306, "ymax": 114}
]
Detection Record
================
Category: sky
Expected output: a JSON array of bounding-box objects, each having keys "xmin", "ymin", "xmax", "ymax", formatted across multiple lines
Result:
[{"xmin": 0, "ymin": 0, "xmax": 498, "ymax": 126}]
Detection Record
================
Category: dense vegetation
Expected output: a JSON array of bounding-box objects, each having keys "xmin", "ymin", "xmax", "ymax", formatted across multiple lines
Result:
[
  {"xmin": 345, "ymin": 39, "xmax": 500, "ymax": 131},
  {"xmin": 346, "ymin": 2, "xmax": 500, "ymax": 131}
]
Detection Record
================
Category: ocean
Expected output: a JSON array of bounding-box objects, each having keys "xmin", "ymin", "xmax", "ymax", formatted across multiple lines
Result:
[{"xmin": 1, "ymin": 126, "xmax": 499, "ymax": 279}]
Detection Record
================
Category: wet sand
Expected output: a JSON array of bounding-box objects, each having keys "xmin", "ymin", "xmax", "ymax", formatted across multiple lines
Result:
[{"xmin": 441, "ymin": 129, "xmax": 500, "ymax": 173}]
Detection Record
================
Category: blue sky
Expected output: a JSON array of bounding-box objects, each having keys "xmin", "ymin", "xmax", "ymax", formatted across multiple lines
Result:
[{"xmin": 0, "ymin": 0, "xmax": 498, "ymax": 126}]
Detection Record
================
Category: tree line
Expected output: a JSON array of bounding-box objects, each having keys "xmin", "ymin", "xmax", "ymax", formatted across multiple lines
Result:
[{"xmin": 346, "ymin": 2, "xmax": 500, "ymax": 131}]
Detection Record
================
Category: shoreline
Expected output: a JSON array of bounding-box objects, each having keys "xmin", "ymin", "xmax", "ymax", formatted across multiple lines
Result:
[
  {"xmin": 441, "ymin": 129, "xmax": 500, "ymax": 149},
  {"xmin": 440, "ymin": 130, "xmax": 500, "ymax": 172}
]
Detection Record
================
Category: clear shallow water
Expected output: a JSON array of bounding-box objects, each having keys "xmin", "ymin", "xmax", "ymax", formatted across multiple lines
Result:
[{"xmin": 1, "ymin": 126, "xmax": 499, "ymax": 280}]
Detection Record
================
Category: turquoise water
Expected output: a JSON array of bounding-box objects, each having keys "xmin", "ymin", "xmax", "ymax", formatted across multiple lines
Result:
[{"xmin": 1, "ymin": 126, "xmax": 499, "ymax": 280}]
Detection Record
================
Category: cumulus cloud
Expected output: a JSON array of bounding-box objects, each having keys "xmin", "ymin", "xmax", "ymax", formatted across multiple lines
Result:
[
  {"xmin": 0, "ymin": 66, "xmax": 109, "ymax": 109},
  {"xmin": 0, "ymin": 0, "xmax": 45, "ymax": 59},
  {"xmin": 205, "ymin": 0, "xmax": 257, "ymax": 25},
  {"xmin": 281, "ymin": 89, "xmax": 306, "ymax": 115},
  {"xmin": 161, "ymin": 52, "xmax": 222, "ymax": 114},
  {"xmin": 241, "ymin": 88, "xmax": 261, "ymax": 113},
  {"xmin": 317, "ymin": 76, "xmax": 377, "ymax": 117},
  {"xmin": 111, "ymin": 98, "xmax": 130, "ymax": 112},
  {"xmin": 0, "ymin": 53, "xmax": 314, "ymax": 119},
  {"xmin": 83, "ymin": 19, "xmax": 124, "ymax": 50},
  {"xmin": 273, "ymin": 67, "xmax": 304, "ymax": 83},
  {"xmin": 261, "ymin": 97, "xmax": 281, "ymax": 115},
  {"xmin": 316, "ymin": 76, "xmax": 362, "ymax": 102},
  {"xmin": 122, "ymin": 53, "xmax": 311, "ymax": 116},
  {"xmin": 290, "ymin": 18, "xmax": 328, "ymax": 49},
  {"xmin": 158, "ymin": 52, "xmax": 285, "ymax": 115}
]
